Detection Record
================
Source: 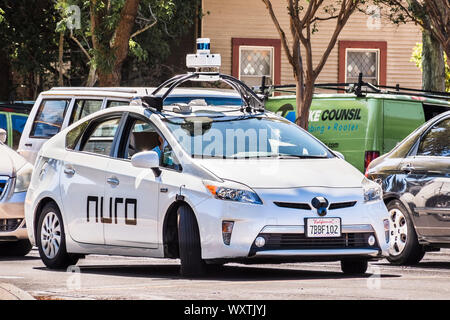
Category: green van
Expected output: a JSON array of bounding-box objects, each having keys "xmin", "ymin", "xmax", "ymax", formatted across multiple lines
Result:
[
  {"xmin": 0, "ymin": 106, "xmax": 29, "ymax": 150},
  {"xmin": 265, "ymin": 93, "xmax": 449, "ymax": 172}
]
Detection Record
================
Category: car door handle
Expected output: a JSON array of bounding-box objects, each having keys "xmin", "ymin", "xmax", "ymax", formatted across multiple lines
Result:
[
  {"xmin": 63, "ymin": 166, "xmax": 75, "ymax": 176},
  {"xmin": 107, "ymin": 177, "xmax": 120, "ymax": 186},
  {"xmin": 401, "ymin": 164, "xmax": 415, "ymax": 173}
]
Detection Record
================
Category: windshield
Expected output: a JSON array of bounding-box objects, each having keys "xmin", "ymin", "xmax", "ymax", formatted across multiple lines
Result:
[{"xmin": 164, "ymin": 115, "xmax": 333, "ymax": 159}]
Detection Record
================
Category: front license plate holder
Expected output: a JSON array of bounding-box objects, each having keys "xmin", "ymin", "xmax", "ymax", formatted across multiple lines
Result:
[{"xmin": 305, "ymin": 217, "xmax": 342, "ymax": 238}]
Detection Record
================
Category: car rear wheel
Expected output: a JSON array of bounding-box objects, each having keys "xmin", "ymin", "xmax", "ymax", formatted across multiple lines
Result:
[
  {"xmin": 36, "ymin": 202, "xmax": 79, "ymax": 269},
  {"xmin": 341, "ymin": 259, "xmax": 368, "ymax": 274},
  {"xmin": 386, "ymin": 200, "xmax": 425, "ymax": 265},
  {"xmin": 177, "ymin": 205, "xmax": 206, "ymax": 277},
  {"xmin": 0, "ymin": 240, "xmax": 32, "ymax": 257}
]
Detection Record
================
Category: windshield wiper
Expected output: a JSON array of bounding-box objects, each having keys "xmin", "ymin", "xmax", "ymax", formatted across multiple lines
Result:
[{"xmin": 275, "ymin": 154, "xmax": 329, "ymax": 159}]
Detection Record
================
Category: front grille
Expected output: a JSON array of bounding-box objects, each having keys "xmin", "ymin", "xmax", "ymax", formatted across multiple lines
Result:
[
  {"xmin": 329, "ymin": 201, "xmax": 357, "ymax": 210},
  {"xmin": 0, "ymin": 178, "xmax": 8, "ymax": 200},
  {"xmin": 0, "ymin": 219, "xmax": 23, "ymax": 232},
  {"xmin": 274, "ymin": 201, "xmax": 357, "ymax": 211},
  {"xmin": 251, "ymin": 232, "xmax": 378, "ymax": 253},
  {"xmin": 274, "ymin": 202, "xmax": 311, "ymax": 210}
]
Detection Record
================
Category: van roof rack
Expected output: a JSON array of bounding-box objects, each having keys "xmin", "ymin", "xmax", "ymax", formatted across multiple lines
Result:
[
  {"xmin": 257, "ymin": 73, "xmax": 450, "ymax": 101},
  {"xmin": 49, "ymin": 87, "xmax": 144, "ymax": 94}
]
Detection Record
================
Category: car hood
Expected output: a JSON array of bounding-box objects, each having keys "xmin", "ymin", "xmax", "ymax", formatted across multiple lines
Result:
[
  {"xmin": 0, "ymin": 144, "xmax": 28, "ymax": 176},
  {"xmin": 195, "ymin": 158, "xmax": 364, "ymax": 189}
]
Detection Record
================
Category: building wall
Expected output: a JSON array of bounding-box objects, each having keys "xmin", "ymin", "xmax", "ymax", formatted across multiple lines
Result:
[{"xmin": 202, "ymin": 0, "xmax": 422, "ymax": 89}]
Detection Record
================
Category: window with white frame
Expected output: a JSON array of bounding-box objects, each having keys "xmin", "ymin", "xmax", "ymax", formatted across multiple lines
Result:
[
  {"xmin": 239, "ymin": 46, "xmax": 274, "ymax": 87},
  {"xmin": 345, "ymin": 49, "xmax": 379, "ymax": 85}
]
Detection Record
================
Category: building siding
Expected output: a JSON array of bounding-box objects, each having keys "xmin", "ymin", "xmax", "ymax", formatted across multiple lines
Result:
[{"xmin": 202, "ymin": 0, "xmax": 422, "ymax": 89}]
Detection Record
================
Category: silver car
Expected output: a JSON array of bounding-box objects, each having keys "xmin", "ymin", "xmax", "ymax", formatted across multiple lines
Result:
[{"xmin": 0, "ymin": 130, "xmax": 33, "ymax": 256}]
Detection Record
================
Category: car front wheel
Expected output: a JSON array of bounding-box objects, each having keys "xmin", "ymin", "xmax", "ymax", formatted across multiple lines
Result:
[
  {"xmin": 177, "ymin": 205, "xmax": 206, "ymax": 277},
  {"xmin": 0, "ymin": 240, "xmax": 32, "ymax": 257},
  {"xmin": 36, "ymin": 202, "xmax": 79, "ymax": 269},
  {"xmin": 386, "ymin": 200, "xmax": 425, "ymax": 265},
  {"xmin": 341, "ymin": 259, "xmax": 368, "ymax": 274}
]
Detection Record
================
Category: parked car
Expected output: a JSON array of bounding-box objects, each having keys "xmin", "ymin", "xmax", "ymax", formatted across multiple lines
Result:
[
  {"xmin": 0, "ymin": 103, "xmax": 31, "ymax": 150},
  {"xmin": 366, "ymin": 111, "xmax": 450, "ymax": 265},
  {"xmin": 265, "ymin": 85, "xmax": 450, "ymax": 172},
  {"xmin": 18, "ymin": 87, "xmax": 242, "ymax": 164},
  {"xmin": 0, "ymin": 141, "xmax": 33, "ymax": 256},
  {"xmin": 25, "ymin": 71, "xmax": 389, "ymax": 277}
]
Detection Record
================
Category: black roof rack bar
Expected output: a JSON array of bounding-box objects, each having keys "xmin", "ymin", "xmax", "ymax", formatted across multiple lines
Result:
[
  {"xmin": 151, "ymin": 74, "xmax": 189, "ymax": 96},
  {"xmin": 161, "ymin": 73, "xmax": 200, "ymax": 101}
]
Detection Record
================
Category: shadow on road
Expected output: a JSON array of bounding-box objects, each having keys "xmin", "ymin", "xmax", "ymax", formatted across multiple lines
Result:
[
  {"xmin": 34, "ymin": 263, "xmax": 400, "ymax": 281},
  {"xmin": 0, "ymin": 256, "xmax": 41, "ymax": 262}
]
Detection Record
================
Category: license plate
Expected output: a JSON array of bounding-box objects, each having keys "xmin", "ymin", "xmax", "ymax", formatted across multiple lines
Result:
[{"xmin": 306, "ymin": 218, "xmax": 341, "ymax": 238}]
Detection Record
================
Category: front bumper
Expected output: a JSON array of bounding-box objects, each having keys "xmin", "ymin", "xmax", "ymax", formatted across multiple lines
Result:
[
  {"xmin": 193, "ymin": 186, "xmax": 389, "ymax": 261},
  {"xmin": 0, "ymin": 180, "xmax": 28, "ymax": 241}
]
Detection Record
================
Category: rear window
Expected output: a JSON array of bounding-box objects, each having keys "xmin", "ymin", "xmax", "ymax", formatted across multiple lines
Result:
[
  {"xmin": 31, "ymin": 99, "xmax": 70, "ymax": 138},
  {"xmin": 11, "ymin": 114, "xmax": 28, "ymax": 149}
]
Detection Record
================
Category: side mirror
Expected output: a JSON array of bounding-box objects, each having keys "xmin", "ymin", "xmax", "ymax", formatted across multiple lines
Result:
[
  {"xmin": 334, "ymin": 151, "xmax": 345, "ymax": 160},
  {"xmin": 0, "ymin": 128, "xmax": 6, "ymax": 144},
  {"xmin": 131, "ymin": 151, "xmax": 161, "ymax": 177}
]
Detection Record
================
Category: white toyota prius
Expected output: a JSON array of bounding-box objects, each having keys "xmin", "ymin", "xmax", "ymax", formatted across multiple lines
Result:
[{"xmin": 25, "ymin": 64, "xmax": 389, "ymax": 277}]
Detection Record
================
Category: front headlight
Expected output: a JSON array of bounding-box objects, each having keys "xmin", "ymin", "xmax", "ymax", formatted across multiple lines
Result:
[
  {"xmin": 362, "ymin": 177, "xmax": 382, "ymax": 202},
  {"xmin": 14, "ymin": 164, "xmax": 33, "ymax": 193},
  {"xmin": 203, "ymin": 180, "xmax": 262, "ymax": 205}
]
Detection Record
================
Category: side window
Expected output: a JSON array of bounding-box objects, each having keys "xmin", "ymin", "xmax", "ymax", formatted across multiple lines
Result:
[
  {"xmin": 417, "ymin": 118, "xmax": 450, "ymax": 157},
  {"xmin": 122, "ymin": 118, "xmax": 181, "ymax": 170},
  {"xmin": 30, "ymin": 99, "xmax": 70, "ymax": 138},
  {"xmin": 106, "ymin": 100, "xmax": 129, "ymax": 108},
  {"xmin": 0, "ymin": 113, "xmax": 6, "ymax": 131},
  {"xmin": 69, "ymin": 99, "xmax": 103, "ymax": 125},
  {"xmin": 11, "ymin": 114, "xmax": 28, "ymax": 150},
  {"xmin": 66, "ymin": 120, "xmax": 90, "ymax": 150},
  {"xmin": 80, "ymin": 117, "xmax": 121, "ymax": 156}
]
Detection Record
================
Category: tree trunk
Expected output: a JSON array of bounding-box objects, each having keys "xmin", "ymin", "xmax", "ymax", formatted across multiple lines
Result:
[
  {"xmin": 86, "ymin": 64, "xmax": 97, "ymax": 87},
  {"xmin": 97, "ymin": 0, "xmax": 141, "ymax": 87},
  {"xmin": 295, "ymin": 76, "xmax": 314, "ymax": 130},
  {"xmin": 58, "ymin": 32, "xmax": 64, "ymax": 86},
  {"xmin": 422, "ymin": 29, "xmax": 446, "ymax": 92}
]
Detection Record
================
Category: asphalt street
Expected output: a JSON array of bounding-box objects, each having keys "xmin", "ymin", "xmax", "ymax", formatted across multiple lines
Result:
[{"xmin": 0, "ymin": 248, "xmax": 449, "ymax": 300}]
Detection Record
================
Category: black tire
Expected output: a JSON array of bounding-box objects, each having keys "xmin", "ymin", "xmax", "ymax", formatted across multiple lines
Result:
[
  {"xmin": 36, "ymin": 202, "xmax": 79, "ymax": 269},
  {"xmin": 341, "ymin": 259, "xmax": 368, "ymax": 274},
  {"xmin": 0, "ymin": 239, "xmax": 32, "ymax": 257},
  {"xmin": 177, "ymin": 205, "xmax": 206, "ymax": 277},
  {"xmin": 386, "ymin": 200, "xmax": 425, "ymax": 265}
]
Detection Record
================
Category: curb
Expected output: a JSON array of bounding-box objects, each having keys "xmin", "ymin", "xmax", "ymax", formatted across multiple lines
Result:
[{"xmin": 0, "ymin": 283, "xmax": 35, "ymax": 300}]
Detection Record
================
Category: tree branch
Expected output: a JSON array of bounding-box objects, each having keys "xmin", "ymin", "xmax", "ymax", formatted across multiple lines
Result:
[{"xmin": 261, "ymin": 0, "xmax": 294, "ymax": 67}]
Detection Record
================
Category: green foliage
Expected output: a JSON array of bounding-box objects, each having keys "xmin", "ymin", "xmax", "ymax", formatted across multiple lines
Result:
[
  {"xmin": 410, "ymin": 43, "xmax": 450, "ymax": 92},
  {"xmin": 0, "ymin": 1, "xmax": 60, "ymax": 86}
]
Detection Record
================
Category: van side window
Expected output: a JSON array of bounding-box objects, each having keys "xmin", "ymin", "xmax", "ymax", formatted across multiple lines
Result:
[
  {"xmin": 80, "ymin": 117, "xmax": 121, "ymax": 156},
  {"xmin": 11, "ymin": 114, "xmax": 28, "ymax": 150},
  {"xmin": 70, "ymin": 99, "xmax": 103, "ymax": 125},
  {"xmin": 417, "ymin": 118, "xmax": 450, "ymax": 157},
  {"xmin": 106, "ymin": 100, "xmax": 128, "ymax": 108},
  {"xmin": 30, "ymin": 99, "xmax": 70, "ymax": 138}
]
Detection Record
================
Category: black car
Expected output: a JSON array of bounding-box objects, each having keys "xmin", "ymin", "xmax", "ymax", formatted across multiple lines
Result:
[{"xmin": 367, "ymin": 111, "xmax": 450, "ymax": 265}]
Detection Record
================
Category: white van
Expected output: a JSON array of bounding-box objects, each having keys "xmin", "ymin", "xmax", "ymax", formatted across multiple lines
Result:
[{"xmin": 18, "ymin": 87, "xmax": 241, "ymax": 163}]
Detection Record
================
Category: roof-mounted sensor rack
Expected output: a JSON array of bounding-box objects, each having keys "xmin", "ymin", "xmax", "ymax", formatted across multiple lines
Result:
[{"xmin": 137, "ymin": 38, "xmax": 265, "ymax": 114}]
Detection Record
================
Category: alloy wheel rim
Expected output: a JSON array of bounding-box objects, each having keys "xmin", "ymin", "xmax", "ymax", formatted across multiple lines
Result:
[
  {"xmin": 389, "ymin": 208, "xmax": 408, "ymax": 256},
  {"xmin": 40, "ymin": 212, "xmax": 62, "ymax": 259}
]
